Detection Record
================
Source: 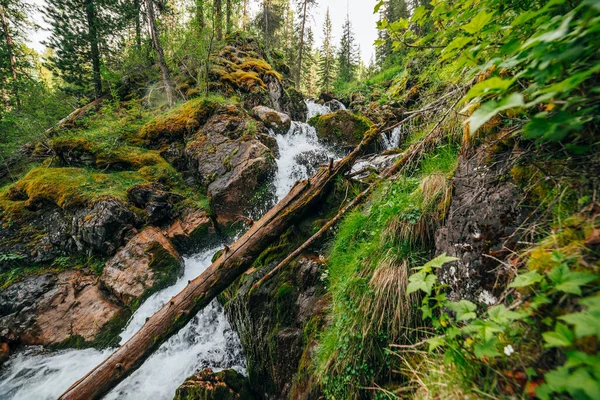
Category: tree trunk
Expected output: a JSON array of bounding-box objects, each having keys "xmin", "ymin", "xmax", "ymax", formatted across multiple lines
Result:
[
  {"xmin": 145, "ymin": 0, "xmax": 175, "ymax": 106},
  {"xmin": 242, "ymin": 0, "xmax": 248, "ymax": 31},
  {"xmin": 226, "ymin": 0, "xmax": 231, "ymax": 34},
  {"xmin": 134, "ymin": 0, "xmax": 142, "ymax": 49},
  {"xmin": 296, "ymin": 0, "xmax": 308, "ymax": 88},
  {"xmin": 196, "ymin": 0, "xmax": 204, "ymax": 30},
  {"xmin": 263, "ymin": 0, "xmax": 269, "ymax": 52},
  {"xmin": 59, "ymin": 127, "xmax": 379, "ymax": 400},
  {"xmin": 0, "ymin": 4, "xmax": 18, "ymax": 106},
  {"xmin": 214, "ymin": 0, "xmax": 222, "ymax": 40},
  {"xmin": 84, "ymin": 0, "xmax": 102, "ymax": 99}
]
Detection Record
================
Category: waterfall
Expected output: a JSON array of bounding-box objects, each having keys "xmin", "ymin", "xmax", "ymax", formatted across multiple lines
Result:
[
  {"xmin": 0, "ymin": 99, "xmax": 337, "ymax": 400},
  {"xmin": 381, "ymin": 126, "xmax": 401, "ymax": 150}
]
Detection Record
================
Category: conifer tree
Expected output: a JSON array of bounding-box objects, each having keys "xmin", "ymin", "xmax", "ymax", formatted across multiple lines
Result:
[
  {"xmin": 336, "ymin": 13, "xmax": 359, "ymax": 83},
  {"xmin": 0, "ymin": 0, "xmax": 33, "ymax": 107},
  {"xmin": 300, "ymin": 26, "xmax": 315, "ymax": 93},
  {"xmin": 295, "ymin": 0, "xmax": 315, "ymax": 87},
  {"xmin": 44, "ymin": 0, "xmax": 126, "ymax": 99},
  {"xmin": 317, "ymin": 8, "xmax": 335, "ymax": 93}
]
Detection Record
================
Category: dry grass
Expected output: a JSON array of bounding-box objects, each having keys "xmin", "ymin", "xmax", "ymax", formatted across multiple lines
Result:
[{"xmin": 361, "ymin": 253, "xmax": 419, "ymax": 343}]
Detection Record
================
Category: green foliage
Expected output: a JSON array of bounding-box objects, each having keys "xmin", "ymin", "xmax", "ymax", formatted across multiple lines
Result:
[
  {"xmin": 405, "ymin": 223, "xmax": 599, "ymax": 399},
  {"xmin": 379, "ymin": 0, "xmax": 600, "ymax": 149}
]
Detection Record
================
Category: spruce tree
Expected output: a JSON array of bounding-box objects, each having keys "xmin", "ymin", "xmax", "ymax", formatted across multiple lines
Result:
[
  {"xmin": 300, "ymin": 26, "xmax": 314, "ymax": 93},
  {"xmin": 295, "ymin": 0, "xmax": 315, "ymax": 87},
  {"xmin": 336, "ymin": 13, "xmax": 359, "ymax": 84},
  {"xmin": 317, "ymin": 8, "xmax": 334, "ymax": 93},
  {"xmin": 44, "ymin": 0, "xmax": 126, "ymax": 99}
]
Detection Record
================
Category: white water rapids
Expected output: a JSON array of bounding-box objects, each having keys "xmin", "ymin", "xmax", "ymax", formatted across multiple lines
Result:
[{"xmin": 0, "ymin": 100, "xmax": 337, "ymax": 400}]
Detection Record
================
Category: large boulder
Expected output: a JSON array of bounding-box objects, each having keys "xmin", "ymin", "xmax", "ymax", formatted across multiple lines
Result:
[
  {"xmin": 166, "ymin": 208, "xmax": 216, "ymax": 253},
  {"xmin": 186, "ymin": 107, "xmax": 277, "ymax": 224},
  {"xmin": 174, "ymin": 369, "xmax": 254, "ymax": 400},
  {"xmin": 72, "ymin": 197, "xmax": 139, "ymax": 256},
  {"xmin": 224, "ymin": 256, "xmax": 326, "ymax": 399},
  {"xmin": 308, "ymin": 110, "xmax": 373, "ymax": 149},
  {"xmin": 101, "ymin": 227, "xmax": 183, "ymax": 306},
  {"xmin": 251, "ymin": 106, "xmax": 291, "ymax": 134},
  {"xmin": 0, "ymin": 271, "xmax": 123, "ymax": 348},
  {"xmin": 127, "ymin": 183, "xmax": 184, "ymax": 225},
  {"xmin": 436, "ymin": 146, "xmax": 524, "ymax": 304}
]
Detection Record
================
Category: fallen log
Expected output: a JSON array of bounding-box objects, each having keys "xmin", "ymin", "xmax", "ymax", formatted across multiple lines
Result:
[
  {"xmin": 251, "ymin": 90, "xmax": 467, "ymax": 290},
  {"xmin": 45, "ymin": 94, "xmax": 111, "ymax": 137},
  {"xmin": 59, "ymin": 126, "xmax": 380, "ymax": 400}
]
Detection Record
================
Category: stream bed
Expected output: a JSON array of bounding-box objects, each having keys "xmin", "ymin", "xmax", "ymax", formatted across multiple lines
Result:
[{"xmin": 0, "ymin": 100, "xmax": 337, "ymax": 400}]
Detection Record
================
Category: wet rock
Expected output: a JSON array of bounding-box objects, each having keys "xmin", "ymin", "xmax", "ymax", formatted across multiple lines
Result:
[
  {"xmin": 308, "ymin": 109, "xmax": 373, "ymax": 149},
  {"xmin": 166, "ymin": 209, "xmax": 216, "ymax": 253},
  {"xmin": 160, "ymin": 142, "xmax": 187, "ymax": 171},
  {"xmin": 350, "ymin": 153, "xmax": 402, "ymax": 182},
  {"xmin": 186, "ymin": 109, "xmax": 276, "ymax": 224},
  {"xmin": 292, "ymin": 149, "xmax": 330, "ymax": 180},
  {"xmin": 101, "ymin": 227, "xmax": 183, "ymax": 306},
  {"xmin": 72, "ymin": 197, "xmax": 139, "ymax": 256},
  {"xmin": 256, "ymin": 134, "xmax": 279, "ymax": 158},
  {"xmin": 127, "ymin": 183, "xmax": 183, "ymax": 225},
  {"xmin": 174, "ymin": 368, "xmax": 254, "ymax": 400},
  {"xmin": 251, "ymin": 106, "xmax": 291, "ymax": 134},
  {"xmin": 0, "ymin": 270, "xmax": 123, "ymax": 346},
  {"xmin": 225, "ymin": 256, "xmax": 326, "ymax": 399},
  {"xmin": 323, "ymin": 99, "xmax": 346, "ymax": 112},
  {"xmin": 436, "ymin": 148, "xmax": 524, "ymax": 303}
]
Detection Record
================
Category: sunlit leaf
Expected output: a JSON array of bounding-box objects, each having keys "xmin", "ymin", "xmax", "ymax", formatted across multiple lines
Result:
[
  {"xmin": 462, "ymin": 10, "xmax": 493, "ymax": 34},
  {"xmin": 468, "ymin": 93, "xmax": 524, "ymax": 135}
]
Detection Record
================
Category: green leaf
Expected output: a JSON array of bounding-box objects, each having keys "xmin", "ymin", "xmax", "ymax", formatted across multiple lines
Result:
[
  {"xmin": 543, "ymin": 323, "xmax": 574, "ymax": 348},
  {"xmin": 373, "ymin": 0, "xmax": 385, "ymax": 14},
  {"xmin": 447, "ymin": 300, "xmax": 477, "ymax": 321},
  {"xmin": 442, "ymin": 36, "xmax": 473, "ymax": 59},
  {"xmin": 548, "ymin": 263, "xmax": 597, "ymax": 295},
  {"xmin": 462, "ymin": 10, "xmax": 493, "ymax": 34},
  {"xmin": 523, "ymin": 14, "xmax": 573, "ymax": 48},
  {"xmin": 423, "ymin": 253, "xmax": 460, "ymax": 270},
  {"xmin": 474, "ymin": 337, "xmax": 501, "ymax": 359},
  {"xmin": 468, "ymin": 93, "xmax": 524, "ymax": 135},
  {"xmin": 407, "ymin": 272, "xmax": 437, "ymax": 295},
  {"xmin": 464, "ymin": 77, "xmax": 515, "ymax": 101},
  {"xmin": 487, "ymin": 304, "xmax": 527, "ymax": 324},
  {"xmin": 427, "ymin": 335, "xmax": 445, "ymax": 352},
  {"xmin": 560, "ymin": 311, "xmax": 600, "ymax": 338},
  {"xmin": 509, "ymin": 270, "xmax": 544, "ymax": 288},
  {"xmin": 389, "ymin": 19, "xmax": 409, "ymax": 31},
  {"xmin": 412, "ymin": 6, "xmax": 427, "ymax": 23}
]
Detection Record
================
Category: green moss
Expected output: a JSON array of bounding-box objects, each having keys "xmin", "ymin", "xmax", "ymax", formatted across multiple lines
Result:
[
  {"xmin": 309, "ymin": 110, "xmax": 373, "ymax": 146},
  {"xmin": 138, "ymin": 96, "xmax": 230, "ymax": 147},
  {"xmin": 51, "ymin": 309, "xmax": 131, "ymax": 350},
  {"xmin": 0, "ymin": 166, "xmax": 145, "ymax": 210}
]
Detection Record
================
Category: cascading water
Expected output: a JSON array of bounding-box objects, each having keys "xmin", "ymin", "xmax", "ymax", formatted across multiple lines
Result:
[
  {"xmin": 381, "ymin": 126, "xmax": 401, "ymax": 150},
  {"xmin": 0, "ymin": 99, "xmax": 337, "ymax": 400},
  {"xmin": 0, "ymin": 248, "xmax": 245, "ymax": 400}
]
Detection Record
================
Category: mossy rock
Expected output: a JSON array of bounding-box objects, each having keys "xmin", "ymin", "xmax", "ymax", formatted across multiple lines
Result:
[
  {"xmin": 138, "ymin": 97, "xmax": 226, "ymax": 148},
  {"xmin": 174, "ymin": 369, "xmax": 254, "ymax": 400},
  {"xmin": 308, "ymin": 110, "xmax": 373, "ymax": 148}
]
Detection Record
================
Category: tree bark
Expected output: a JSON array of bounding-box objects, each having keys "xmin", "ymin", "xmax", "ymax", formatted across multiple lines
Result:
[
  {"xmin": 242, "ymin": 0, "xmax": 248, "ymax": 31},
  {"xmin": 0, "ymin": 4, "xmax": 18, "ymax": 106},
  {"xmin": 134, "ymin": 0, "xmax": 142, "ymax": 49},
  {"xmin": 226, "ymin": 0, "xmax": 232, "ymax": 34},
  {"xmin": 59, "ymin": 127, "xmax": 379, "ymax": 400},
  {"xmin": 145, "ymin": 0, "xmax": 175, "ymax": 106},
  {"xmin": 214, "ymin": 0, "xmax": 222, "ymax": 40},
  {"xmin": 296, "ymin": 0, "xmax": 308, "ymax": 88},
  {"xmin": 84, "ymin": 0, "xmax": 102, "ymax": 99},
  {"xmin": 196, "ymin": 0, "xmax": 204, "ymax": 30}
]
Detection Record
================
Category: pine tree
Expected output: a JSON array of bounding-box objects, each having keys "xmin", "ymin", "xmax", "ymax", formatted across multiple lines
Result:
[
  {"xmin": 336, "ymin": 13, "xmax": 359, "ymax": 84},
  {"xmin": 376, "ymin": 0, "xmax": 409, "ymax": 66},
  {"xmin": 300, "ymin": 26, "xmax": 314, "ymax": 93},
  {"xmin": 0, "ymin": 0, "xmax": 34, "ymax": 107},
  {"xmin": 295, "ymin": 0, "xmax": 315, "ymax": 87},
  {"xmin": 317, "ymin": 8, "xmax": 335, "ymax": 93},
  {"xmin": 44, "ymin": 0, "xmax": 127, "ymax": 99}
]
